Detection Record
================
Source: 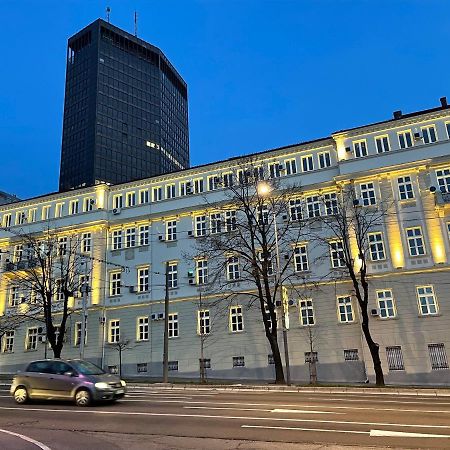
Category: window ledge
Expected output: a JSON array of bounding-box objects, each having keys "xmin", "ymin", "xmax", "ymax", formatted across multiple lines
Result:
[{"xmin": 418, "ymin": 313, "xmax": 441, "ymax": 318}]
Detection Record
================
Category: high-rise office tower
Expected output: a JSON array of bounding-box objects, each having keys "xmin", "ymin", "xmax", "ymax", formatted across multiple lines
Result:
[{"xmin": 59, "ymin": 19, "xmax": 189, "ymax": 191}]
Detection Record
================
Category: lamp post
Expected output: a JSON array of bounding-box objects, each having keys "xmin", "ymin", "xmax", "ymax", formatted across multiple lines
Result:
[{"xmin": 257, "ymin": 181, "xmax": 291, "ymax": 385}]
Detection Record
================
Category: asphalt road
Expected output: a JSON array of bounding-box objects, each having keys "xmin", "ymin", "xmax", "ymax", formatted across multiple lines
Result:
[{"xmin": 0, "ymin": 384, "xmax": 450, "ymax": 449}]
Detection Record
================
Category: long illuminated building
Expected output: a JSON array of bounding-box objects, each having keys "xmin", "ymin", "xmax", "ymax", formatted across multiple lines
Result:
[{"xmin": 1, "ymin": 99, "xmax": 450, "ymax": 384}]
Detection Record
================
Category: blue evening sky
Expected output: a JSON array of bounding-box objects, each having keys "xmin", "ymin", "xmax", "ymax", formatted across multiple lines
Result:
[{"xmin": 1, "ymin": 0, "xmax": 449, "ymax": 199}]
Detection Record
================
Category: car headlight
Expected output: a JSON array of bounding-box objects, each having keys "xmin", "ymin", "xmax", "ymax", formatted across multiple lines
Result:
[
  {"xmin": 94, "ymin": 382, "xmax": 109, "ymax": 389},
  {"xmin": 120, "ymin": 380, "xmax": 126, "ymax": 387}
]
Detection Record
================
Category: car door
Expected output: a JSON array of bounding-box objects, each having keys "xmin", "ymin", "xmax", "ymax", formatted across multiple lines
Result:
[
  {"xmin": 25, "ymin": 361, "xmax": 54, "ymax": 398},
  {"xmin": 47, "ymin": 361, "xmax": 78, "ymax": 398}
]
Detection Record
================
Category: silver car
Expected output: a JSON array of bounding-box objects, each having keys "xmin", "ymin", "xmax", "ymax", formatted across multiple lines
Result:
[{"xmin": 10, "ymin": 359, "xmax": 126, "ymax": 407}]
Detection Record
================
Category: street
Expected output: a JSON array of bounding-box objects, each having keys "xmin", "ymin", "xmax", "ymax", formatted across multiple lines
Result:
[{"xmin": 0, "ymin": 385, "xmax": 450, "ymax": 449}]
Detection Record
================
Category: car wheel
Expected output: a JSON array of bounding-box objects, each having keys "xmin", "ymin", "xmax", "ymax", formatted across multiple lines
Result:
[
  {"xmin": 75, "ymin": 389, "xmax": 91, "ymax": 407},
  {"xmin": 14, "ymin": 387, "xmax": 28, "ymax": 404}
]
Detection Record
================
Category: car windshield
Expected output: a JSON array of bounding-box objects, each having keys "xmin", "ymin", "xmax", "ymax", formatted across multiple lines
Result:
[{"xmin": 69, "ymin": 360, "xmax": 105, "ymax": 375}]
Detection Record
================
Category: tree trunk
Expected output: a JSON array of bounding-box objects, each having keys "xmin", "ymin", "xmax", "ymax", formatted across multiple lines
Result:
[
  {"xmin": 267, "ymin": 332, "xmax": 285, "ymax": 384},
  {"xmin": 361, "ymin": 318, "xmax": 384, "ymax": 385}
]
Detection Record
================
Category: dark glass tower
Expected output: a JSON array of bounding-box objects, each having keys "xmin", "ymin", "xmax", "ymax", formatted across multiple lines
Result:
[{"xmin": 59, "ymin": 19, "xmax": 189, "ymax": 191}]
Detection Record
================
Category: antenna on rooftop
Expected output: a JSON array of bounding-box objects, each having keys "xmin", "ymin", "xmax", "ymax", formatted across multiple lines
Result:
[
  {"xmin": 106, "ymin": 6, "xmax": 111, "ymax": 23},
  {"xmin": 134, "ymin": 11, "xmax": 138, "ymax": 37}
]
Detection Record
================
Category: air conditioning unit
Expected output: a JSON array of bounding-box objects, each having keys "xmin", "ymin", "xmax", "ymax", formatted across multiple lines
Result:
[
  {"xmin": 413, "ymin": 130, "xmax": 422, "ymax": 140},
  {"xmin": 187, "ymin": 270, "xmax": 195, "ymax": 278},
  {"xmin": 129, "ymin": 286, "xmax": 137, "ymax": 293},
  {"xmin": 282, "ymin": 214, "xmax": 288, "ymax": 221},
  {"xmin": 345, "ymin": 146, "xmax": 352, "ymax": 152},
  {"xmin": 283, "ymin": 254, "xmax": 290, "ymax": 260},
  {"xmin": 188, "ymin": 278, "xmax": 196, "ymax": 285},
  {"xmin": 151, "ymin": 313, "xmax": 158, "ymax": 321},
  {"xmin": 278, "ymin": 164, "xmax": 285, "ymax": 171},
  {"xmin": 89, "ymin": 198, "xmax": 96, "ymax": 206},
  {"xmin": 353, "ymin": 199, "xmax": 361, "ymax": 207},
  {"xmin": 157, "ymin": 312, "xmax": 165, "ymax": 320},
  {"xmin": 99, "ymin": 317, "xmax": 106, "ymax": 324},
  {"xmin": 370, "ymin": 308, "xmax": 379, "ymax": 317},
  {"xmin": 112, "ymin": 208, "xmax": 121, "ymax": 215},
  {"xmin": 275, "ymin": 299, "xmax": 282, "ymax": 307},
  {"xmin": 38, "ymin": 335, "xmax": 46, "ymax": 343},
  {"xmin": 187, "ymin": 230, "xmax": 194, "ymax": 237},
  {"xmin": 158, "ymin": 235, "xmax": 165, "ymax": 241}
]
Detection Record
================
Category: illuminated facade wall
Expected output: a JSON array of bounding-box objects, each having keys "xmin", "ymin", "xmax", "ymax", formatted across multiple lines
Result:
[{"xmin": 2, "ymin": 102, "xmax": 450, "ymax": 384}]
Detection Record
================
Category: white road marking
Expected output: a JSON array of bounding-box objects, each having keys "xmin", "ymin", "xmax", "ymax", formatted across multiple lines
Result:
[
  {"xmin": 184, "ymin": 406, "xmax": 341, "ymax": 415},
  {"xmin": 0, "ymin": 406, "xmax": 449, "ymax": 430},
  {"xmin": 272, "ymin": 408, "xmax": 342, "ymax": 415},
  {"xmin": 370, "ymin": 429, "xmax": 450, "ymax": 438},
  {"xmin": 0, "ymin": 428, "xmax": 52, "ymax": 450},
  {"xmin": 241, "ymin": 424, "xmax": 368, "ymax": 435}
]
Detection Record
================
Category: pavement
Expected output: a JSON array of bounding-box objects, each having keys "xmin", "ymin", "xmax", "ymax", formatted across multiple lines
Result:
[{"xmin": 1, "ymin": 384, "xmax": 450, "ymax": 449}]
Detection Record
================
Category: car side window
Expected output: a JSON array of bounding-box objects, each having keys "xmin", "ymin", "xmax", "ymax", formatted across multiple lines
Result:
[
  {"xmin": 51, "ymin": 361, "xmax": 73, "ymax": 375},
  {"xmin": 27, "ymin": 361, "xmax": 52, "ymax": 373}
]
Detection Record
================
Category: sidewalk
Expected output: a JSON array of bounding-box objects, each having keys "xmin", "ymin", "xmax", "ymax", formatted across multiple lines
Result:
[{"xmin": 126, "ymin": 381, "xmax": 450, "ymax": 396}]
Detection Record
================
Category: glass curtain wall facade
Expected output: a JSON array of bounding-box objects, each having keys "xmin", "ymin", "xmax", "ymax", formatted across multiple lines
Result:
[{"xmin": 59, "ymin": 19, "xmax": 189, "ymax": 191}]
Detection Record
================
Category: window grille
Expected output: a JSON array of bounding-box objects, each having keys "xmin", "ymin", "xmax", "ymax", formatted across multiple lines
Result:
[
  {"xmin": 428, "ymin": 344, "xmax": 449, "ymax": 370},
  {"xmin": 344, "ymin": 349, "xmax": 359, "ymax": 361},
  {"xmin": 386, "ymin": 346, "xmax": 404, "ymax": 371}
]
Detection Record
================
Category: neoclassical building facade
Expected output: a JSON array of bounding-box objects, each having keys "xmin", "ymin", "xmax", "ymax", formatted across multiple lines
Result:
[{"xmin": 1, "ymin": 99, "xmax": 450, "ymax": 385}]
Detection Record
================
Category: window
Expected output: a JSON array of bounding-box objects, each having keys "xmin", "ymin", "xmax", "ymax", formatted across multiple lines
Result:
[
  {"xmin": 353, "ymin": 140, "xmax": 368, "ymax": 158},
  {"xmin": 257, "ymin": 205, "xmax": 269, "ymax": 225},
  {"xmin": 16, "ymin": 211, "xmax": 26, "ymax": 225},
  {"xmin": 368, "ymin": 232, "xmax": 386, "ymax": 261},
  {"xmin": 196, "ymin": 259, "xmax": 208, "ymax": 284},
  {"xmin": 137, "ymin": 363, "xmax": 148, "ymax": 373},
  {"xmin": 344, "ymin": 349, "xmax": 359, "ymax": 361},
  {"xmin": 324, "ymin": 192, "xmax": 338, "ymax": 215},
  {"xmin": 375, "ymin": 135, "xmax": 390, "ymax": 153},
  {"xmin": 126, "ymin": 192, "xmax": 136, "ymax": 207},
  {"xmin": 168, "ymin": 262, "xmax": 178, "ymax": 288},
  {"xmin": 268, "ymin": 162, "xmax": 281, "ymax": 178},
  {"xmin": 417, "ymin": 285, "xmax": 438, "ymax": 315},
  {"xmin": 198, "ymin": 310, "xmax": 210, "ymax": 335},
  {"xmin": 69, "ymin": 200, "xmax": 79, "ymax": 215},
  {"xmin": 299, "ymin": 299, "xmax": 314, "ymax": 326},
  {"xmin": 264, "ymin": 305, "xmax": 276, "ymax": 332},
  {"xmin": 14, "ymin": 244, "xmax": 24, "ymax": 263},
  {"xmin": 113, "ymin": 195, "xmax": 123, "ymax": 209},
  {"xmin": 193, "ymin": 178, "xmax": 204, "ymax": 194},
  {"xmin": 406, "ymin": 227, "xmax": 425, "ymax": 256},
  {"xmin": 305, "ymin": 352, "xmax": 318, "ymax": 363},
  {"xmin": 306, "ymin": 196, "xmax": 320, "ymax": 218},
  {"xmin": 200, "ymin": 358, "xmax": 211, "ymax": 369},
  {"xmin": 137, "ymin": 267, "xmax": 149, "ymax": 292},
  {"xmin": 55, "ymin": 279, "xmax": 64, "ymax": 302},
  {"xmin": 301, "ymin": 155, "xmax": 314, "ymax": 172},
  {"xmin": 268, "ymin": 354, "xmax": 275, "ymax": 365},
  {"xmin": 109, "ymin": 320, "xmax": 120, "ymax": 343},
  {"xmin": 109, "ymin": 272, "xmax": 121, "ymax": 296},
  {"xmin": 28, "ymin": 209, "xmax": 37, "ymax": 223},
  {"xmin": 337, "ymin": 296, "xmax": 354, "ymax": 323},
  {"xmin": 285, "ymin": 159, "xmax": 297, "ymax": 175},
  {"xmin": 289, "ymin": 199, "xmax": 303, "ymax": 221},
  {"xmin": 398, "ymin": 176, "xmax": 414, "ymax": 200},
  {"xmin": 230, "ymin": 306, "xmax": 244, "ymax": 332},
  {"xmin": 58, "ymin": 237, "xmax": 67, "ymax": 256},
  {"xmin": 421, "ymin": 125, "xmax": 437, "ymax": 144},
  {"xmin": 137, "ymin": 317, "xmax": 149, "ymax": 341},
  {"xmin": 330, "ymin": 241, "xmax": 345, "ymax": 268},
  {"xmin": 168, "ymin": 313, "xmax": 179, "ymax": 338},
  {"xmin": 195, "ymin": 215, "xmax": 207, "ymax": 237},
  {"xmin": 386, "ymin": 346, "xmax": 404, "ymax": 371},
  {"xmin": 166, "ymin": 184, "xmax": 176, "ymax": 199},
  {"xmin": 210, "ymin": 213, "xmax": 222, "ymax": 234},
  {"xmin": 168, "ymin": 361, "xmax": 179, "ymax": 371},
  {"xmin": 224, "ymin": 210, "xmax": 237, "ymax": 232},
  {"xmin": 259, "ymin": 250, "xmax": 274, "ymax": 275},
  {"xmin": 41, "ymin": 206, "xmax": 50, "ymax": 221},
  {"xmin": 447, "ymin": 122, "xmax": 450, "ymax": 139},
  {"xmin": 436, "ymin": 168, "xmax": 450, "ymax": 193},
  {"xmin": 251, "ymin": 166, "xmax": 263, "ymax": 182},
  {"xmin": 318, "ymin": 151, "xmax": 331, "ymax": 168},
  {"xmin": 81, "ymin": 233, "xmax": 91, "ymax": 253},
  {"xmin": 180, "ymin": 181, "xmax": 190, "ymax": 196},
  {"xmin": 9, "ymin": 286, "xmax": 20, "ymax": 306},
  {"xmin": 398, "ymin": 130, "xmax": 413, "ymax": 149},
  {"xmin": 232, "ymin": 356, "xmax": 245, "ymax": 367},
  {"xmin": 139, "ymin": 189, "xmax": 149, "ymax": 204},
  {"xmin": 3, "ymin": 330, "xmax": 14, "ymax": 353},
  {"xmin": 112, "ymin": 229, "xmax": 122, "ymax": 250},
  {"xmin": 375, "ymin": 289, "xmax": 395, "ymax": 318},
  {"xmin": 3, "ymin": 213, "xmax": 11, "ymax": 228},
  {"xmin": 152, "ymin": 186, "xmax": 162, "ymax": 202},
  {"xmin": 108, "ymin": 365, "xmax": 119, "ymax": 374},
  {"xmin": 55, "ymin": 203, "xmax": 64, "ymax": 218},
  {"xmin": 125, "ymin": 227, "xmax": 136, "ymax": 248},
  {"xmin": 26, "ymin": 327, "xmax": 38, "ymax": 351},
  {"xmin": 139, "ymin": 225, "xmax": 149, "ymax": 246},
  {"xmin": 74, "ymin": 319, "xmax": 87, "ymax": 346},
  {"xmin": 208, "ymin": 175, "xmax": 220, "ymax": 191},
  {"xmin": 360, "ymin": 182, "xmax": 376, "ymax": 206},
  {"xmin": 166, "ymin": 220, "xmax": 177, "ymax": 241},
  {"xmin": 223, "ymin": 172, "xmax": 233, "ymax": 187},
  {"xmin": 428, "ymin": 343, "xmax": 449, "ymax": 370},
  {"xmin": 227, "ymin": 256, "xmax": 240, "ymax": 280},
  {"xmin": 294, "ymin": 245, "xmax": 309, "ymax": 272}
]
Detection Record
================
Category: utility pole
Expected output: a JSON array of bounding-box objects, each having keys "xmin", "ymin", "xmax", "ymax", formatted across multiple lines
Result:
[
  {"xmin": 162, "ymin": 262, "xmax": 169, "ymax": 383},
  {"xmin": 199, "ymin": 291, "xmax": 206, "ymax": 383},
  {"xmin": 80, "ymin": 258, "xmax": 88, "ymax": 360}
]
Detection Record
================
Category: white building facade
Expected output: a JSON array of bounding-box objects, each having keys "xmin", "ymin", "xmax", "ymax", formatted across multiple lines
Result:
[{"xmin": 1, "ymin": 100, "xmax": 450, "ymax": 385}]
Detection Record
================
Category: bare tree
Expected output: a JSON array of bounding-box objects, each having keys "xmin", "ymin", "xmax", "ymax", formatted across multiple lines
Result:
[
  {"xmin": 109, "ymin": 339, "xmax": 132, "ymax": 378},
  {"xmin": 1, "ymin": 227, "xmax": 88, "ymax": 358},
  {"xmin": 312, "ymin": 182, "xmax": 388, "ymax": 385},
  {"xmin": 193, "ymin": 159, "xmax": 308, "ymax": 384},
  {"xmin": 303, "ymin": 325, "xmax": 319, "ymax": 385}
]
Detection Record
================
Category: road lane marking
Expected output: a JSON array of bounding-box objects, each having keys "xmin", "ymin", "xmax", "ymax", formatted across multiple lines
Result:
[
  {"xmin": 0, "ymin": 428, "xmax": 52, "ymax": 450},
  {"xmin": 0, "ymin": 406, "xmax": 449, "ymax": 430},
  {"xmin": 370, "ymin": 429, "xmax": 450, "ymax": 438},
  {"xmin": 271, "ymin": 409, "xmax": 342, "ymax": 415},
  {"xmin": 183, "ymin": 406, "xmax": 342, "ymax": 415},
  {"xmin": 241, "ymin": 425, "xmax": 368, "ymax": 435}
]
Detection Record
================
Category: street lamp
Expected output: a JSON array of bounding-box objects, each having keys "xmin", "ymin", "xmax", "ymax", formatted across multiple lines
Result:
[{"xmin": 257, "ymin": 181, "xmax": 291, "ymax": 385}]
